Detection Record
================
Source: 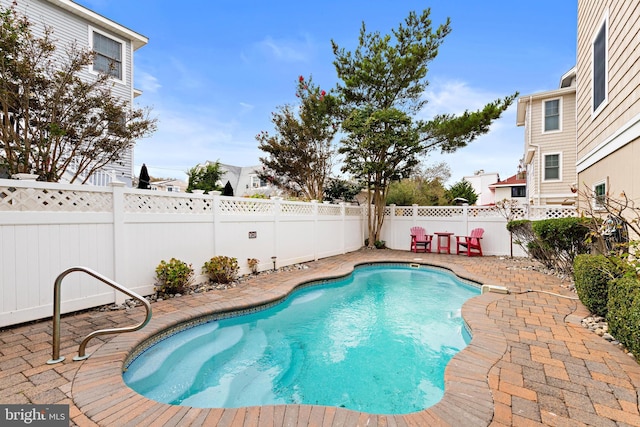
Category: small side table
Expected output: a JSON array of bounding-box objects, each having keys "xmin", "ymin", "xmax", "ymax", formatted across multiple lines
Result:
[{"xmin": 434, "ymin": 232, "xmax": 454, "ymax": 254}]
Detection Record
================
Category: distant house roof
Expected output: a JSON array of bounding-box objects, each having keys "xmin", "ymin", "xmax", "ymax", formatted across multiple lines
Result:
[{"xmin": 489, "ymin": 174, "xmax": 526, "ymax": 188}]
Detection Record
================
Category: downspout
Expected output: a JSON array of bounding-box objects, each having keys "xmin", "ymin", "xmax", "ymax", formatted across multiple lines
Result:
[{"xmin": 527, "ymin": 96, "xmax": 541, "ymax": 206}]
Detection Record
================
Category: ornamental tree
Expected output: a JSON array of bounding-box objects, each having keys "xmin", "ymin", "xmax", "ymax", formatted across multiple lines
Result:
[
  {"xmin": 257, "ymin": 75, "xmax": 340, "ymax": 201},
  {"xmin": 0, "ymin": 4, "xmax": 156, "ymax": 182},
  {"xmin": 332, "ymin": 9, "xmax": 516, "ymax": 246}
]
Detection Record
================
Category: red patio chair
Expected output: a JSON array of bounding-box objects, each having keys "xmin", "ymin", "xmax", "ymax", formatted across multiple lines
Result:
[
  {"xmin": 456, "ymin": 228, "xmax": 484, "ymax": 256},
  {"xmin": 410, "ymin": 226, "xmax": 432, "ymax": 253}
]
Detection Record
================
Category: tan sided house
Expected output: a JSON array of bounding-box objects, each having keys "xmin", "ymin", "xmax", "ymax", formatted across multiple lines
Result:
[
  {"xmin": 576, "ymin": 1, "xmax": 640, "ymax": 219},
  {"xmin": 517, "ymin": 67, "xmax": 577, "ymax": 206}
]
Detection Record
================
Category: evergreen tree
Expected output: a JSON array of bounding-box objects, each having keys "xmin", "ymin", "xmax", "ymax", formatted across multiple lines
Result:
[{"xmin": 332, "ymin": 9, "xmax": 516, "ymax": 246}]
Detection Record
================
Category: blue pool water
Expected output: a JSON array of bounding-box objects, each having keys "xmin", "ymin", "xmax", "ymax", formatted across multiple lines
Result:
[{"xmin": 123, "ymin": 264, "xmax": 480, "ymax": 414}]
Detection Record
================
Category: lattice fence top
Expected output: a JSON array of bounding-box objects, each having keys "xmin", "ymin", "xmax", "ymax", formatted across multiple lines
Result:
[
  {"xmin": 528, "ymin": 206, "xmax": 578, "ymax": 220},
  {"xmin": 125, "ymin": 193, "xmax": 213, "ymax": 213},
  {"xmin": 0, "ymin": 186, "xmax": 112, "ymax": 212},
  {"xmin": 218, "ymin": 198, "xmax": 274, "ymax": 215},
  {"xmin": 510, "ymin": 207, "xmax": 528, "ymax": 220},
  {"xmin": 281, "ymin": 202, "xmax": 313, "ymax": 216},
  {"xmin": 345, "ymin": 206, "xmax": 363, "ymax": 216},
  {"xmin": 394, "ymin": 207, "xmax": 414, "ymax": 217},
  {"xmin": 318, "ymin": 204, "xmax": 341, "ymax": 216},
  {"xmin": 468, "ymin": 207, "xmax": 499, "ymax": 217},
  {"xmin": 417, "ymin": 207, "xmax": 464, "ymax": 217}
]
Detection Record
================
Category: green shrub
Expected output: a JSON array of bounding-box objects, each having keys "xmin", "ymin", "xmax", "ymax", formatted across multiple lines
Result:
[
  {"xmin": 374, "ymin": 240, "xmax": 386, "ymax": 249},
  {"xmin": 202, "ymin": 256, "xmax": 239, "ymax": 284},
  {"xmin": 155, "ymin": 258, "xmax": 194, "ymax": 294},
  {"xmin": 573, "ymin": 254, "xmax": 624, "ymax": 316},
  {"xmin": 507, "ymin": 220, "xmax": 534, "ymax": 248},
  {"xmin": 364, "ymin": 238, "xmax": 386, "ymax": 249},
  {"xmin": 508, "ymin": 217, "xmax": 590, "ymax": 275},
  {"xmin": 607, "ymin": 275, "xmax": 640, "ymax": 358},
  {"xmin": 532, "ymin": 217, "xmax": 590, "ymax": 255},
  {"xmin": 247, "ymin": 258, "xmax": 259, "ymax": 274}
]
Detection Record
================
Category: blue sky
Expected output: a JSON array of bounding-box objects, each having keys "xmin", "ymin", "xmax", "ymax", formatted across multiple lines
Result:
[{"xmin": 77, "ymin": 0, "xmax": 577, "ymax": 185}]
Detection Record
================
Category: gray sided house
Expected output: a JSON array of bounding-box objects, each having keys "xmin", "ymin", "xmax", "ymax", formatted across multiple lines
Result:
[
  {"xmin": 2, "ymin": 0, "xmax": 148, "ymax": 186},
  {"xmin": 213, "ymin": 163, "xmax": 276, "ymax": 197}
]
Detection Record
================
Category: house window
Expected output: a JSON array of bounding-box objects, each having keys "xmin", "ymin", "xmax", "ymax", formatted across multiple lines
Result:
[
  {"xmin": 251, "ymin": 176, "xmax": 267, "ymax": 188},
  {"xmin": 593, "ymin": 18, "xmax": 607, "ymax": 112},
  {"xmin": 594, "ymin": 181, "xmax": 606, "ymax": 208},
  {"xmin": 92, "ymin": 30, "xmax": 123, "ymax": 80},
  {"xmin": 544, "ymin": 154, "xmax": 560, "ymax": 180},
  {"xmin": 511, "ymin": 186, "xmax": 526, "ymax": 198},
  {"xmin": 544, "ymin": 99, "xmax": 560, "ymax": 132}
]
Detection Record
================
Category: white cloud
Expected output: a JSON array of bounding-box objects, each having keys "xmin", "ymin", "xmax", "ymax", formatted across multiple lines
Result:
[
  {"xmin": 255, "ymin": 35, "xmax": 313, "ymax": 62},
  {"xmin": 136, "ymin": 70, "xmax": 161, "ymax": 94},
  {"xmin": 417, "ymin": 78, "xmax": 523, "ymax": 185},
  {"xmin": 419, "ymin": 78, "xmax": 500, "ymax": 119},
  {"xmin": 239, "ymin": 102, "xmax": 255, "ymax": 113},
  {"xmin": 134, "ymin": 104, "xmax": 262, "ymax": 180},
  {"xmin": 169, "ymin": 57, "xmax": 203, "ymax": 89}
]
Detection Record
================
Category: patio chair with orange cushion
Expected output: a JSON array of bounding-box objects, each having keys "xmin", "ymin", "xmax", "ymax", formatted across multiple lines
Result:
[
  {"xmin": 456, "ymin": 228, "xmax": 484, "ymax": 256},
  {"xmin": 410, "ymin": 226, "xmax": 433, "ymax": 253}
]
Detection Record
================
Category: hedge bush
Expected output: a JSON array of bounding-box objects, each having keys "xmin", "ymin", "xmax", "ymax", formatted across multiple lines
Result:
[
  {"xmin": 508, "ymin": 217, "xmax": 590, "ymax": 274},
  {"xmin": 607, "ymin": 275, "xmax": 640, "ymax": 358},
  {"xmin": 202, "ymin": 256, "xmax": 239, "ymax": 284},
  {"xmin": 573, "ymin": 254, "xmax": 624, "ymax": 316},
  {"xmin": 155, "ymin": 258, "xmax": 194, "ymax": 294}
]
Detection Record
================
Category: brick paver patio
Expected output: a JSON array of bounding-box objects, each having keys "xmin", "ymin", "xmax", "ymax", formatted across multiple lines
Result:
[{"xmin": 1, "ymin": 250, "xmax": 639, "ymax": 426}]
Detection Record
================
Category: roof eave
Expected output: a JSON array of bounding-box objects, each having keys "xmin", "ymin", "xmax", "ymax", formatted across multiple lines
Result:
[{"xmin": 47, "ymin": 0, "xmax": 148, "ymax": 50}]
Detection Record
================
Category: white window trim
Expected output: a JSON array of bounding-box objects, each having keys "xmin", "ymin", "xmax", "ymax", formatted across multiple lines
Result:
[
  {"xmin": 88, "ymin": 26, "xmax": 126, "ymax": 85},
  {"xmin": 592, "ymin": 180, "xmax": 607, "ymax": 210},
  {"xmin": 543, "ymin": 152, "xmax": 562, "ymax": 182},
  {"xmin": 250, "ymin": 175, "xmax": 266, "ymax": 189},
  {"xmin": 542, "ymin": 97, "xmax": 562, "ymax": 134},
  {"xmin": 591, "ymin": 11, "xmax": 608, "ymax": 118}
]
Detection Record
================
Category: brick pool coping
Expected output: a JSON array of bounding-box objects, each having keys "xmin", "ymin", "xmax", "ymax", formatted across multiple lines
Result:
[
  {"xmin": 3, "ymin": 250, "xmax": 640, "ymax": 426},
  {"xmin": 72, "ymin": 256, "xmax": 504, "ymax": 426}
]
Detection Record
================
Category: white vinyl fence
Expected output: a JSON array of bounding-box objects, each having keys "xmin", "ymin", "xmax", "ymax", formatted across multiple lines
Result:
[
  {"xmin": 0, "ymin": 179, "xmax": 577, "ymax": 327},
  {"xmin": 0, "ymin": 180, "xmax": 363, "ymax": 327},
  {"xmin": 379, "ymin": 203, "xmax": 578, "ymax": 256}
]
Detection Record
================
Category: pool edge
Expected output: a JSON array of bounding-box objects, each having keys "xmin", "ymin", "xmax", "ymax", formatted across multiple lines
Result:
[{"xmin": 71, "ymin": 255, "xmax": 508, "ymax": 426}]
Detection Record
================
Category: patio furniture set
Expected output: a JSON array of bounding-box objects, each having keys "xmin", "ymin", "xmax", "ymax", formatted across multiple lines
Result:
[{"xmin": 410, "ymin": 226, "xmax": 484, "ymax": 256}]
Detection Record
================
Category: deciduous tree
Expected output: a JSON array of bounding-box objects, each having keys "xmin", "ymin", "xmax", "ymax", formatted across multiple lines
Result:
[
  {"xmin": 332, "ymin": 9, "xmax": 516, "ymax": 246},
  {"xmin": 0, "ymin": 4, "xmax": 156, "ymax": 182},
  {"xmin": 257, "ymin": 75, "xmax": 339, "ymax": 200}
]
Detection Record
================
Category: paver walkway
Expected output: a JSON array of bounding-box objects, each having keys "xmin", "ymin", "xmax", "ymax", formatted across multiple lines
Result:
[{"xmin": 1, "ymin": 250, "xmax": 639, "ymax": 426}]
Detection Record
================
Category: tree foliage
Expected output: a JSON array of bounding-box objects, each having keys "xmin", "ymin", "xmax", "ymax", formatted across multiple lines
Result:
[
  {"xmin": 187, "ymin": 161, "xmax": 223, "ymax": 194},
  {"xmin": 446, "ymin": 179, "xmax": 478, "ymax": 205},
  {"xmin": 0, "ymin": 4, "xmax": 156, "ymax": 182},
  {"xmin": 323, "ymin": 177, "xmax": 362, "ymax": 203},
  {"xmin": 386, "ymin": 161, "xmax": 451, "ymax": 206},
  {"xmin": 332, "ymin": 9, "xmax": 516, "ymax": 246},
  {"xmin": 387, "ymin": 177, "xmax": 448, "ymax": 206},
  {"xmin": 257, "ymin": 75, "xmax": 340, "ymax": 200}
]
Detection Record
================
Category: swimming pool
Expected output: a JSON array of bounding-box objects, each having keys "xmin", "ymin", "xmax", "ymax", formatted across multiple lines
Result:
[{"xmin": 123, "ymin": 264, "xmax": 480, "ymax": 414}]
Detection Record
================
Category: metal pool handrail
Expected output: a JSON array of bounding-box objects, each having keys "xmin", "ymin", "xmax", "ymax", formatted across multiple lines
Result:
[{"xmin": 47, "ymin": 266, "xmax": 152, "ymax": 364}]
